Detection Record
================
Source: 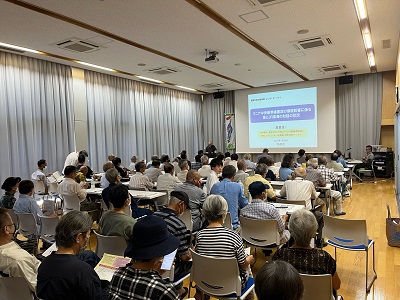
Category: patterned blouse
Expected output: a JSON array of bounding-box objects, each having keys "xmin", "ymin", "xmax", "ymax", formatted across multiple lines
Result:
[{"xmin": 0, "ymin": 192, "xmax": 17, "ymax": 209}]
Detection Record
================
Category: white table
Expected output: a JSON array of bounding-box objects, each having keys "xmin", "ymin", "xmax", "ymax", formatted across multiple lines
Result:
[
  {"xmin": 86, "ymin": 188, "xmax": 104, "ymax": 195},
  {"xmin": 346, "ymin": 160, "xmax": 363, "ymax": 187},
  {"xmin": 128, "ymin": 190, "xmax": 166, "ymax": 199},
  {"xmin": 271, "ymin": 203, "xmax": 305, "ymax": 216}
]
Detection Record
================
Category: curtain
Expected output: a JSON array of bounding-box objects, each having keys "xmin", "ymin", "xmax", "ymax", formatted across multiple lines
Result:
[
  {"xmin": 0, "ymin": 51, "xmax": 75, "ymax": 185},
  {"xmin": 85, "ymin": 70, "xmax": 203, "ymax": 171},
  {"xmin": 336, "ymin": 73, "xmax": 383, "ymax": 159},
  {"xmin": 202, "ymin": 91, "xmax": 235, "ymax": 153}
]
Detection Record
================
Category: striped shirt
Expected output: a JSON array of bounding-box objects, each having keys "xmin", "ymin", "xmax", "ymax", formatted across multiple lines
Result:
[
  {"xmin": 153, "ymin": 208, "xmax": 190, "ymax": 256},
  {"xmin": 195, "ymin": 226, "xmax": 247, "ymax": 288},
  {"xmin": 317, "ymin": 165, "xmax": 338, "ymax": 182},
  {"xmin": 129, "ymin": 173, "xmax": 154, "ymax": 190},
  {"xmin": 109, "ymin": 267, "xmax": 179, "ymax": 300}
]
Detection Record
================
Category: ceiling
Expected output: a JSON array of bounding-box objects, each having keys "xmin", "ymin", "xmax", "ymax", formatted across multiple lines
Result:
[{"xmin": 0, "ymin": 0, "xmax": 399, "ymax": 94}]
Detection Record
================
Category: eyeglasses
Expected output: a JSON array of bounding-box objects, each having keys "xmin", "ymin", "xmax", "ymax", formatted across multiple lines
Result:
[{"xmin": 5, "ymin": 223, "xmax": 15, "ymax": 228}]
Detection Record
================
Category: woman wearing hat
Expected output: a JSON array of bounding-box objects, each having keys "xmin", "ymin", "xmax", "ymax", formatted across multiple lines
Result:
[
  {"xmin": 109, "ymin": 215, "xmax": 181, "ymax": 300},
  {"xmin": 0, "ymin": 177, "xmax": 21, "ymax": 209}
]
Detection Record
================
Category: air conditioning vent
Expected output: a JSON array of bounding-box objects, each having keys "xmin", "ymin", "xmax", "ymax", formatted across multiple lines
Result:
[
  {"xmin": 202, "ymin": 83, "xmax": 224, "ymax": 88},
  {"xmin": 0, "ymin": 46, "xmax": 25, "ymax": 54},
  {"xmin": 317, "ymin": 64, "xmax": 347, "ymax": 74},
  {"xmin": 382, "ymin": 39, "xmax": 391, "ymax": 49},
  {"xmin": 247, "ymin": 0, "xmax": 291, "ymax": 6},
  {"xmin": 265, "ymin": 81, "xmax": 287, "ymax": 85},
  {"xmin": 292, "ymin": 35, "xmax": 334, "ymax": 51},
  {"xmin": 146, "ymin": 67, "xmax": 181, "ymax": 75},
  {"xmin": 53, "ymin": 38, "xmax": 100, "ymax": 53}
]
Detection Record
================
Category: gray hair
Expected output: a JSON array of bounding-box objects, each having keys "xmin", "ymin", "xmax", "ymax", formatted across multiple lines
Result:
[
  {"xmin": 294, "ymin": 167, "xmax": 306, "ymax": 178},
  {"xmin": 202, "ymin": 195, "xmax": 228, "ymax": 221},
  {"xmin": 179, "ymin": 159, "xmax": 188, "ymax": 169},
  {"xmin": 288, "ymin": 209, "xmax": 318, "ymax": 246},
  {"xmin": 55, "ymin": 211, "xmax": 93, "ymax": 248},
  {"xmin": 243, "ymin": 153, "xmax": 252, "ymax": 160},
  {"xmin": 237, "ymin": 159, "xmax": 246, "ymax": 171},
  {"xmin": 306, "ymin": 159, "xmax": 318, "ymax": 169},
  {"xmin": 255, "ymin": 163, "xmax": 267, "ymax": 175},
  {"xmin": 105, "ymin": 168, "xmax": 119, "ymax": 183},
  {"xmin": 201, "ymin": 155, "xmax": 209, "ymax": 165},
  {"xmin": 103, "ymin": 161, "xmax": 114, "ymax": 172}
]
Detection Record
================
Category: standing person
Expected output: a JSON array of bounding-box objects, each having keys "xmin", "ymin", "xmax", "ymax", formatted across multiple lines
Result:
[
  {"xmin": 0, "ymin": 177, "xmax": 21, "ymax": 209},
  {"xmin": 108, "ymin": 215, "xmax": 180, "ymax": 300},
  {"xmin": 63, "ymin": 150, "xmax": 88, "ymax": 172},
  {"xmin": 205, "ymin": 158, "xmax": 223, "ymax": 195},
  {"xmin": 37, "ymin": 211, "xmax": 106, "ymax": 300},
  {"xmin": 31, "ymin": 159, "xmax": 52, "ymax": 193},
  {"xmin": 205, "ymin": 141, "xmax": 217, "ymax": 153}
]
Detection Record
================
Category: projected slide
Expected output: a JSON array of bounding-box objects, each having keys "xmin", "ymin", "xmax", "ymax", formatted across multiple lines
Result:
[{"xmin": 248, "ymin": 87, "xmax": 317, "ymax": 148}]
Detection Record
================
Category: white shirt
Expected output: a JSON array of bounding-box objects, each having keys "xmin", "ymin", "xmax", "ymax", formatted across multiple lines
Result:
[
  {"xmin": 144, "ymin": 167, "xmax": 163, "ymax": 183},
  {"xmin": 100, "ymin": 174, "xmax": 110, "ymax": 188},
  {"xmin": 280, "ymin": 177, "xmax": 318, "ymax": 210},
  {"xmin": 156, "ymin": 173, "xmax": 182, "ymax": 194},
  {"xmin": 177, "ymin": 170, "xmax": 188, "ymax": 183},
  {"xmin": 0, "ymin": 241, "xmax": 41, "ymax": 292},
  {"xmin": 31, "ymin": 169, "xmax": 49, "ymax": 187},
  {"xmin": 198, "ymin": 165, "xmax": 211, "ymax": 178},
  {"xmin": 206, "ymin": 170, "xmax": 219, "ymax": 195},
  {"xmin": 63, "ymin": 151, "xmax": 79, "ymax": 171},
  {"xmin": 57, "ymin": 177, "xmax": 87, "ymax": 201},
  {"xmin": 229, "ymin": 160, "xmax": 238, "ymax": 171}
]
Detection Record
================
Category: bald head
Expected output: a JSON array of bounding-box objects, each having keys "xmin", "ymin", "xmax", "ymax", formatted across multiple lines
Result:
[
  {"xmin": 294, "ymin": 167, "xmax": 306, "ymax": 178},
  {"xmin": 186, "ymin": 170, "xmax": 200, "ymax": 183},
  {"xmin": 79, "ymin": 166, "xmax": 88, "ymax": 175},
  {"xmin": 103, "ymin": 161, "xmax": 114, "ymax": 172}
]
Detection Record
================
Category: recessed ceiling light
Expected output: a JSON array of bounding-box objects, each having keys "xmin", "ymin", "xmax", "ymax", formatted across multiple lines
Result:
[
  {"xmin": 138, "ymin": 63, "xmax": 146, "ymax": 66},
  {"xmin": 76, "ymin": 61, "xmax": 115, "ymax": 72},
  {"xmin": 0, "ymin": 42, "xmax": 40, "ymax": 54},
  {"xmin": 176, "ymin": 85, "xmax": 197, "ymax": 92},
  {"xmin": 297, "ymin": 29, "xmax": 309, "ymax": 35},
  {"xmin": 136, "ymin": 75, "xmax": 163, "ymax": 83}
]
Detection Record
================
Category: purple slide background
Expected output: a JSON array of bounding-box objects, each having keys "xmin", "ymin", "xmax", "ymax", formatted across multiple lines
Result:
[{"xmin": 250, "ymin": 104, "xmax": 315, "ymax": 123}]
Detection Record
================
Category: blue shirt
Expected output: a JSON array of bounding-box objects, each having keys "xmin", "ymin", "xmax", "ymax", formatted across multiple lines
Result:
[
  {"xmin": 210, "ymin": 179, "xmax": 248, "ymax": 229},
  {"xmin": 279, "ymin": 167, "xmax": 293, "ymax": 180},
  {"xmin": 13, "ymin": 194, "xmax": 43, "ymax": 225},
  {"xmin": 337, "ymin": 156, "xmax": 348, "ymax": 168}
]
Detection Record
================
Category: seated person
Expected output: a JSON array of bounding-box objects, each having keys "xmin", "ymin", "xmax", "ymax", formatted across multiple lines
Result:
[
  {"xmin": 129, "ymin": 161, "xmax": 154, "ymax": 190},
  {"xmin": 37, "ymin": 211, "xmax": 106, "ymax": 300},
  {"xmin": 144, "ymin": 160, "xmax": 162, "ymax": 183},
  {"xmin": 243, "ymin": 153, "xmax": 256, "ymax": 169},
  {"xmin": 195, "ymin": 195, "xmax": 254, "ymax": 299},
  {"xmin": 76, "ymin": 154, "xmax": 94, "ymax": 178},
  {"xmin": 100, "ymin": 161, "xmax": 114, "ymax": 188},
  {"xmin": 99, "ymin": 184, "xmax": 136, "ymax": 242},
  {"xmin": 279, "ymin": 153, "xmax": 295, "ymax": 180},
  {"xmin": 355, "ymin": 145, "xmax": 375, "ymax": 173},
  {"xmin": 244, "ymin": 164, "xmax": 275, "ymax": 201},
  {"xmin": 177, "ymin": 159, "xmax": 190, "ymax": 183},
  {"xmin": 297, "ymin": 149, "xmax": 306, "ymax": 165},
  {"xmin": 109, "ymin": 215, "xmax": 180, "ymax": 300},
  {"xmin": 229, "ymin": 153, "xmax": 239, "ymax": 171},
  {"xmin": 257, "ymin": 148, "xmax": 272, "ymax": 163},
  {"xmin": 234, "ymin": 159, "xmax": 249, "ymax": 184},
  {"xmin": 31, "ymin": 159, "xmax": 52, "ymax": 194},
  {"xmin": 0, "ymin": 177, "xmax": 21, "ymax": 209},
  {"xmin": 198, "ymin": 155, "xmax": 211, "ymax": 178},
  {"xmin": 0, "ymin": 208, "xmax": 41, "ymax": 293},
  {"xmin": 103, "ymin": 168, "xmax": 151, "ymax": 218},
  {"xmin": 334, "ymin": 150, "xmax": 348, "ymax": 168},
  {"xmin": 241, "ymin": 181, "xmax": 290, "ymax": 245},
  {"xmin": 157, "ymin": 163, "xmax": 182, "ymax": 194},
  {"xmin": 75, "ymin": 166, "xmax": 88, "ymax": 183},
  {"xmin": 146, "ymin": 155, "xmax": 159, "ymax": 169},
  {"xmin": 112, "ymin": 157, "xmax": 128, "ymax": 178},
  {"xmin": 255, "ymin": 260, "xmax": 304, "ymax": 300},
  {"xmin": 327, "ymin": 152, "xmax": 345, "ymax": 172},
  {"xmin": 205, "ymin": 158, "xmax": 223, "ymax": 194},
  {"xmin": 153, "ymin": 191, "xmax": 192, "ymax": 298},
  {"xmin": 13, "ymin": 180, "xmax": 45, "ymax": 225},
  {"xmin": 195, "ymin": 150, "xmax": 204, "ymax": 163},
  {"xmin": 273, "ymin": 209, "xmax": 341, "ymax": 296},
  {"xmin": 258, "ymin": 157, "xmax": 277, "ymax": 181},
  {"xmin": 305, "ymin": 159, "xmax": 326, "ymax": 188},
  {"xmin": 128, "ymin": 155, "xmax": 137, "ymax": 171},
  {"xmin": 223, "ymin": 151, "xmax": 231, "ymax": 167}
]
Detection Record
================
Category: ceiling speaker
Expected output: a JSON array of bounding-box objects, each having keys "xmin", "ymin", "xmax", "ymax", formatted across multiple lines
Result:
[
  {"xmin": 213, "ymin": 91, "xmax": 225, "ymax": 99},
  {"xmin": 338, "ymin": 75, "xmax": 353, "ymax": 85}
]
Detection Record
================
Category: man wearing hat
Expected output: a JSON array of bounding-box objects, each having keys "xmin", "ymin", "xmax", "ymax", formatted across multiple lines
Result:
[
  {"xmin": 241, "ymin": 181, "xmax": 290, "ymax": 245},
  {"xmin": 154, "ymin": 191, "xmax": 192, "ymax": 298},
  {"xmin": 0, "ymin": 177, "xmax": 21, "ymax": 209},
  {"xmin": 109, "ymin": 215, "xmax": 180, "ymax": 300}
]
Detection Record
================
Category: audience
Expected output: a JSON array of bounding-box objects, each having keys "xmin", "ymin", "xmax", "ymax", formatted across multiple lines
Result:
[
  {"xmin": 129, "ymin": 161, "xmax": 154, "ymax": 190},
  {"xmin": 205, "ymin": 158, "xmax": 223, "ymax": 194},
  {"xmin": 244, "ymin": 164, "xmax": 275, "ymax": 201},
  {"xmin": 157, "ymin": 163, "xmax": 182, "ymax": 194},
  {"xmin": 31, "ymin": 159, "xmax": 51, "ymax": 194},
  {"xmin": 210, "ymin": 165, "xmax": 248, "ymax": 231},
  {"xmin": 255, "ymin": 260, "xmax": 304, "ymax": 300},
  {"xmin": 265, "ymin": 158, "xmax": 277, "ymax": 181},
  {"xmin": 100, "ymin": 161, "xmax": 114, "ymax": 188},
  {"xmin": 327, "ymin": 152, "xmax": 345, "ymax": 172},
  {"xmin": 279, "ymin": 153, "xmax": 295, "ymax": 180},
  {"xmin": 161, "ymin": 154, "xmax": 172, "ymax": 170},
  {"xmin": 223, "ymin": 151, "xmax": 231, "ymax": 167},
  {"xmin": 147, "ymin": 155, "xmax": 159, "ymax": 169},
  {"xmin": 177, "ymin": 159, "xmax": 189, "ymax": 183},
  {"xmin": 37, "ymin": 211, "xmax": 105, "ymax": 300},
  {"xmin": 195, "ymin": 195, "xmax": 254, "ymax": 300},
  {"xmin": 0, "ymin": 208, "xmax": 41, "ymax": 293},
  {"xmin": 0, "ymin": 176, "xmax": 21, "ymax": 209},
  {"xmin": 229, "ymin": 153, "xmax": 239, "ymax": 171},
  {"xmin": 75, "ymin": 166, "xmax": 88, "ymax": 183},
  {"xmin": 112, "ymin": 157, "xmax": 128, "ymax": 178},
  {"xmin": 280, "ymin": 167, "xmax": 326, "ymax": 248},
  {"xmin": 99, "ymin": 184, "xmax": 136, "ymax": 242},
  {"xmin": 174, "ymin": 170, "xmax": 206, "ymax": 231},
  {"xmin": 334, "ymin": 150, "xmax": 348, "ymax": 168},
  {"xmin": 234, "ymin": 159, "xmax": 249, "ymax": 183},
  {"xmin": 305, "ymin": 159, "xmax": 326, "ymax": 188},
  {"xmin": 195, "ymin": 150, "xmax": 204, "ymax": 163},
  {"xmin": 128, "ymin": 155, "xmax": 137, "ymax": 171},
  {"xmin": 198, "ymin": 155, "xmax": 211, "ymax": 178},
  {"xmin": 241, "ymin": 181, "xmax": 290, "ymax": 244},
  {"xmin": 257, "ymin": 148, "xmax": 271, "ymax": 163},
  {"xmin": 153, "ymin": 191, "xmax": 192, "ymax": 298},
  {"xmin": 76, "ymin": 154, "xmax": 93, "ymax": 178},
  {"xmin": 273, "ymin": 209, "xmax": 341, "ymax": 295},
  {"xmin": 13, "ymin": 180, "xmax": 45, "ymax": 225},
  {"xmin": 297, "ymin": 149, "xmax": 306, "ymax": 165},
  {"xmin": 108, "ymin": 154, "xmax": 116, "ymax": 162},
  {"xmin": 243, "ymin": 153, "xmax": 256, "ymax": 169},
  {"xmin": 144, "ymin": 160, "xmax": 162, "ymax": 183},
  {"xmin": 108, "ymin": 215, "xmax": 180, "ymax": 299}
]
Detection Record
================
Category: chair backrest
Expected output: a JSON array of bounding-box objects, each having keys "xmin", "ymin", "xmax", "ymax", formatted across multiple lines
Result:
[
  {"xmin": 15, "ymin": 213, "xmax": 37, "ymax": 237},
  {"xmin": 32, "ymin": 179, "xmax": 46, "ymax": 195},
  {"xmin": 155, "ymin": 189, "xmax": 169, "ymax": 206},
  {"xmin": 239, "ymin": 216, "xmax": 279, "ymax": 247},
  {"xmin": 223, "ymin": 212, "xmax": 233, "ymax": 230},
  {"xmin": 179, "ymin": 209, "xmax": 193, "ymax": 233},
  {"xmin": 276, "ymin": 199, "xmax": 307, "ymax": 206},
  {"xmin": 61, "ymin": 194, "xmax": 80, "ymax": 214},
  {"xmin": 322, "ymin": 215, "xmax": 369, "ymax": 247},
  {"xmin": 6, "ymin": 209, "xmax": 18, "ymax": 230},
  {"xmin": 0, "ymin": 277, "xmax": 33, "ymax": 300},
  {"xmin": 48, "ymin": 182, "xmax": 59, "ymax": 194},
  {"xmin": 300, "ymin": 273, "xmax": 333, "ymax": 300},
  {"xmin": 190, "ymin": 250, "xmax": 242, "ymax": 297},
  {"xmin": 93, "ymin": 230, "xmax": 127, "ymax": 258},
  {"xmin": 39, "ymin": 215, "xmax": 60, "ymax": 241}
]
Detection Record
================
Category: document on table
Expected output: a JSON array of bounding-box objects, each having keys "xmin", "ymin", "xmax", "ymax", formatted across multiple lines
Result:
[
  {"xmin": 94, "ymin": 253, "xmax": 131, "ymax": 281},
  {"xmin": 161, "ymin": 249, "xmax": 177, "ymax": 271}
]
